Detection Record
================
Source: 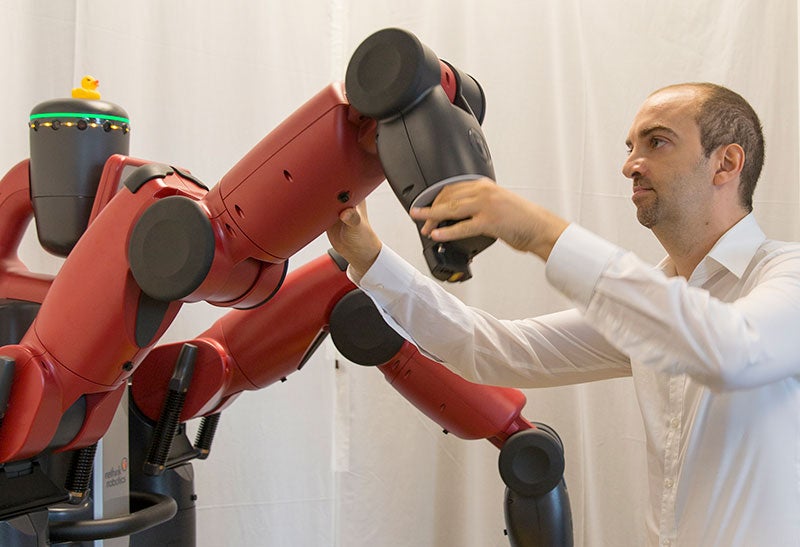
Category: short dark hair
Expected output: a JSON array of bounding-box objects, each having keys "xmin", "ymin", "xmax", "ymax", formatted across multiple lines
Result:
[{"xmin": 657, "ymin": 83, "xmax": 765, "ymax": 212}]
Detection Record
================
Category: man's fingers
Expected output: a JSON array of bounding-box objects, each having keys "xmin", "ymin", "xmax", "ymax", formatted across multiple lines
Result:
[
  {"xmin": 429, "ymin": 218, "xmax": 481, "ymax": 242},
  {"xmin": 410, "ymin": 207, "xmax": 435, "ymax": 232},
  {"xmin": 339, "ymin": 207, "xmax": 362, "ymax": 226},
  {"xmin": 409, "ymin": 179, "xmax": 499, "ymax": 240},
  {"xmin": 412, "ymin": 196, "xmax": 476, "ymax": 222},
  {"xmin": 412, "ymin": 199, "xmax": 482, "ymax": 239},
  {"xmin": 420, "ymin": 219, "xmax": 438, "ymax": 237},
  {"xmin": 355, "ymin": 201, "xmax": 370, "ymax": 221}
]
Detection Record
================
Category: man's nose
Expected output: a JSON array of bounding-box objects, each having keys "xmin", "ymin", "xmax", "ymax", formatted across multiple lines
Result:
[{"xmin": 622, "ymin": 154, "xmax": 643, "ymax": 179}]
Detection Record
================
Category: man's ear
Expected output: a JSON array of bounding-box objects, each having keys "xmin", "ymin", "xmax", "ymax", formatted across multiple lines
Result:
[{"xmin": 713, "ymin": 143, "xmax": 745, "ymax": 186}]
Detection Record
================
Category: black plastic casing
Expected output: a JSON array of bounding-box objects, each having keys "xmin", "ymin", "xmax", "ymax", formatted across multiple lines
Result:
[
  {"xmin": 346, "ymin": 28, "xmax": 496, "ymax": 282},
  {"xmin": 29, "ymin": 98, "xmax": 130, "ymax": 257}
]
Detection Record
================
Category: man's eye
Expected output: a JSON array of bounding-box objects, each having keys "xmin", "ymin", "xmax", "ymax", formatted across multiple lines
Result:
[{"xmin": 650, "ymin": 137, "xmax": 667, "ymax": 148}]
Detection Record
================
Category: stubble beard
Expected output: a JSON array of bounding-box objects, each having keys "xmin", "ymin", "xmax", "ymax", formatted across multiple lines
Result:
[{"xmin": 635, "ymin": 195, "xmax": 659, "ymax": 229}]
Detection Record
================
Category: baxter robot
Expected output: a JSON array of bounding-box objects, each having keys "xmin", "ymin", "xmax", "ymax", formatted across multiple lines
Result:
[{"xmin": 0, "ymin": 28, "xmax": 572, "ymax": 546}]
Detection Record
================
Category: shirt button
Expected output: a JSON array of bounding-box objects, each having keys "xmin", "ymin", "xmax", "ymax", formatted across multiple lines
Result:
[
  {"xmin": 669, "ymin": 417, "xmax": 680, "ymax": 428},
  {"xmin": 664, "ymin": 478, "xmax": 674, "ymax": 489}
]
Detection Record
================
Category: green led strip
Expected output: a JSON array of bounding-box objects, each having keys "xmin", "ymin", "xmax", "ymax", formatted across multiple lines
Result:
[{"xmin": 30, "ymin": 112, "xmax": 130, "ymax": 124}]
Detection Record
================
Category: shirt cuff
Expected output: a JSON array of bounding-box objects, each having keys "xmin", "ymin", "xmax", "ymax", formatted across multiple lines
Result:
[
  {"xmin": 545, "ymin": 223, "xmax": 621, "ymax": 309},
  {"xmin": 346, "ymin": 245, "xmax": 427, "ymax": 354},
  {"xmin": 349, "ymin": 245, "xmax": 415, "ymax": 307}
]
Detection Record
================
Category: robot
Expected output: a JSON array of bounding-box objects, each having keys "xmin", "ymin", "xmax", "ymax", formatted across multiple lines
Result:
[{"xmin": 0, "ymin": 28, "xmax": 572, "ymax": 546}]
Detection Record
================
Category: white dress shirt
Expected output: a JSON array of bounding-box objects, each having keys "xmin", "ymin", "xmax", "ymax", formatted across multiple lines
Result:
[{"xmin": 354, "ymin": 213, "xmax": 800, "ymax": 546}]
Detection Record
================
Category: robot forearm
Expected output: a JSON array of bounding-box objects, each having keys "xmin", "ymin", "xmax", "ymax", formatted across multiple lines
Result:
[
  {"xmin": 135, "ymin": 249, "xmax": 534, "ymax": 447},
  {"xmin": 133, "ymin": 250, "xmax": 572, "ymax": 546},
  {"xmin": 132, "ymin": 250, "xmax": 356, "ymax": 421}
]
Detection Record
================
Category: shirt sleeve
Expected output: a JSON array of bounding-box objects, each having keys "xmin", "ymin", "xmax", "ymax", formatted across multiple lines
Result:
[
  {"xmin": 546, "ymin": 225, "xmax": 800, "ymax": 391},
  {"xmin": 353, "ymin": 244, "xmax": 631, "ymax": 388}
]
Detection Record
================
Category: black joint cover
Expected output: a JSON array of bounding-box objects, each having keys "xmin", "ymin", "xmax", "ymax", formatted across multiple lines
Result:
[
  {"xmin": 329, "ymin": 289, "xmax": 405, "ymax": 366},
  {"xmin": 129, "ymin": 196, "xmax": 214, "ymax": 302},
  {"xmin": 498, "ymin": 425, "xmax": 566, "ymax": 497},
  {"xmin": 345, "ymin": 27, "xmax": 441, "ymax": 120},
  {"xmin": 124, "ymin": 163, "xmax": 175, "ymax": 193},
  {"xmin": 0, "ymin": 356, "xmax": 15, "ymax": 420},
  {"xmin": 327, "ymin": 248, "xmax": 349, "ymax": 271},
  {"xmin": 0, "ymin": 299, "xmax": 40, "ymax": 346},
  {"xmin": 134, "ymin": 292, "xmax": 172, "ymax": 348},
  {"xmin": 440, "ymin": 59, "xmax": 487, "ymax": 124},
  {"xmin": 171, "ymin": 166, "xmax": 208, "ymax": 191}
]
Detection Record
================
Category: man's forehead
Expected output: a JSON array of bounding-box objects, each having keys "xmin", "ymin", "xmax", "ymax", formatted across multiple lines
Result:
[
  {"xmin": 627, "ymin": 87, "xmax": 700, "ymax": 140},
  {"xmin": 643, "ymin": 86, "xmax": 700, "ymax": 113}
]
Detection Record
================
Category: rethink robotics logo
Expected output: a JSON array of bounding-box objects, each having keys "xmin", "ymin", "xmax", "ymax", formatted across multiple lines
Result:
[{"xmin": 104, "ymin": 457, "xmax": 129, "ymax": 489}]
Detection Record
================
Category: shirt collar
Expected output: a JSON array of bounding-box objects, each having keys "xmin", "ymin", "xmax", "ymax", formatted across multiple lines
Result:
[
  {"xmin": 706, "ymin": 213, "xmax": 766, "ymax": 278},
  {"xmin": 657, "ymin": 213, "xmax": 766, "ymax": 279}
]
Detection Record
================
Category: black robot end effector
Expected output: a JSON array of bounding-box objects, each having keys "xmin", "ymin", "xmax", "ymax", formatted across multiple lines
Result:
[{"xmin": 345, "ymin": 28, "xmax": 496, "ymax": 283}]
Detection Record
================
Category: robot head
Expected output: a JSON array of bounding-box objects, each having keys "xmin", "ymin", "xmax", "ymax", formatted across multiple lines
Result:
[{"xmin": 28, "ymin": 95, "xmax": 130, "ymax": 257}]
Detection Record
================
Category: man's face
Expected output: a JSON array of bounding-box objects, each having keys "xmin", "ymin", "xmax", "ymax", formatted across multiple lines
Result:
[{"xmin": 622, "ymin": 88, "xmax": 715, "ymax": 230}]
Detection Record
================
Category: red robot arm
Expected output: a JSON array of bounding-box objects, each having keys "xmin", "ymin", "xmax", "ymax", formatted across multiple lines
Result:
[
  {"xmin": 131, "ymin": 251, "xmax": 359, "ymax": 421},
  {"xmin": 0, "ymin": 160, "xmax": 53, "ymax": 303},
  {"xmin": 131, "ymin": 250, "xmax": 572, "ymax": 545},
  {"xmin": 132, "ymin": 251, "xmax": 533, "ymax": 442},
  {"xmin": 0, "ymin": 28, "xmax": 494, "ymax": 465},
  {"xmin": 0, "ymin": 26, "xmax": 567, "ymax": 545},
  {"xmin": 0, "ymin": 82, "xmax": 382, "ymax": 464}
]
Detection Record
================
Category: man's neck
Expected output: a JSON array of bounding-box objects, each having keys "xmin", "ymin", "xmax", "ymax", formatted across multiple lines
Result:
[
  {"xmin": 659, "ymin": 236, "xmax": 714, "ymax": 278},
  {"xmin": 654, "ymin": 211, "xmax": 748, "ymax": 278}
]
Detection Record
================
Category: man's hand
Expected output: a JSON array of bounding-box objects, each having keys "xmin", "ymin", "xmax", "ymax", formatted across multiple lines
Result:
[
  {"xmin": 326, "ymin": 201, "xmax": 383, "ymax": 280},
  {"xmin": 410, "ymin": 178, "xmax": 569, "ymax": 261}
]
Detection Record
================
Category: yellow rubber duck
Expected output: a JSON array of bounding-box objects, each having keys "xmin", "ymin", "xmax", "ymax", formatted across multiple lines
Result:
[{"xmin": 71, "ymin": 76, "xmax": 101, "ymax": 100}]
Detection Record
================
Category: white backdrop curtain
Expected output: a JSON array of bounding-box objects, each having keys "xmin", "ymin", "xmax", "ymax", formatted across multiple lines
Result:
[{"xmin": 1, "ymin": 1, "xmax": 798, "ymax": 546}]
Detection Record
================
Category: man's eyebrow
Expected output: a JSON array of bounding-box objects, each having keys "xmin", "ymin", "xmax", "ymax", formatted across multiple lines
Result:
[{"xmin": 625, "ymin": 124, "xmax": 679, "ymax": 147}]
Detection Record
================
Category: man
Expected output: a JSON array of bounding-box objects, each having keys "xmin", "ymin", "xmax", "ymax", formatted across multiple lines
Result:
[{"xmin": 327, "ymin": 83, "xmax": 800, "ymax": 545}]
